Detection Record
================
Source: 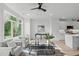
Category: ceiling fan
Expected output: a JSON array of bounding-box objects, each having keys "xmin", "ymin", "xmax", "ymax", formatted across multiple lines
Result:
[{"xmin": 31, "ymin": 3, "xmax": 47, "ymax": 12}]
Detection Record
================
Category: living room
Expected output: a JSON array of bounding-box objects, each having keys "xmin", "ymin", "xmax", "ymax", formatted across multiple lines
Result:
[{"xmin": 1, "ymin": 3, "xmax": 79, "ymax": 56}]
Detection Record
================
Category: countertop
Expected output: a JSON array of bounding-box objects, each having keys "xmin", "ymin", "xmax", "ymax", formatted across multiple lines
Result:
[
  {"xmin": 59, "ymin": 29, "xmax": 79, "ymax": 36},
  {"xmin": 65, "ymin": 33, "xmax": 79, "ymax": 36}
]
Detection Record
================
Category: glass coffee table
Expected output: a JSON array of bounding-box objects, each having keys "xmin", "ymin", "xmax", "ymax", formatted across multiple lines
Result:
[{"xmin": 28, "ymin": 44, "xmax": 55, "ymax": 56}]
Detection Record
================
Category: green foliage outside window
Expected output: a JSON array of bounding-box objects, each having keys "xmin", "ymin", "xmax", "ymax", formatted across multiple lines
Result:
[
  {"xmin": 4, "ymin": 15, "xmax": 22, "ymax": 39},
  {"xmin": 10, "ymin": 16, "xmax": 16, "ymax": 21},
  {"xmin": 13, "ymin": 23, "xmax": 21, "ymax": 37},
  {"xmin": 4, "ymin": 21, "xmax": 11, "ymax": 36}
]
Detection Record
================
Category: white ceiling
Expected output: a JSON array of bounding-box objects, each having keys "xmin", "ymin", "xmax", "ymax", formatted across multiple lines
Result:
[{"xmin": 5, "ymin": 3, "xmax": 79, "ymax": 19}]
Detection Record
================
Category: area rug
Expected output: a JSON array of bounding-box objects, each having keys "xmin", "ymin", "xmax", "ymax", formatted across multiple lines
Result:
[
  {"xmin": 37, "ymin": 49, "xmax": 64, "ymax": 56},
  {"xmin": 21, "ymin": 48, "xmax": 65, "ymax": 56}
]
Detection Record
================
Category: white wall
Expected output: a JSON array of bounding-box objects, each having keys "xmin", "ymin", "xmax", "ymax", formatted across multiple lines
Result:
[
  {"xmin": 0, "ymin": 4, "xmax": 4, "ymax": 41},
  {"xmin": 23, "ymin": 16, "xmax": 30, "ymax": 38},
  {"xmin": 30, "ymin": 15, "xmax": 51, "ymax": 39},
  {"xmin": 51, "ymin": 17, "xmax": 62, "ymax": 40}
]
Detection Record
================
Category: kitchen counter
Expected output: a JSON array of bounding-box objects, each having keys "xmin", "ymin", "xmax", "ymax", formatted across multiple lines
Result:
[{"xmin": 59, "ymin": 29, "xmax": 79, "ymax": 34}]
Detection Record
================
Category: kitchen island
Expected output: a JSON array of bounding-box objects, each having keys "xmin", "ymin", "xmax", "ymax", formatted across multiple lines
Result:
[
  {"xmin": 59, "ymin": 29, "xmax": 79, "ymax": 49},
  {"xmin": 65, "ymin": 33, "xmax": 79, "ymax": 49}
]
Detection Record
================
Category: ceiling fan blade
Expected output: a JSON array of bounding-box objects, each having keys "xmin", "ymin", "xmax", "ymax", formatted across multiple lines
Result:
[
  {"xmin": 31, "ymin": 7, "xmax": 38, "ymax": 10},
  {"xmin": 30, "ymin": 3, "xmax": 47, "ymax": 12},
  {"xmin": 41, "ymin": 8, "xmax": 46, "ymax": 12}
]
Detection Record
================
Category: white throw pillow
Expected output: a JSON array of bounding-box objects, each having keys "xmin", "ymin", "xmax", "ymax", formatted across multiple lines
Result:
[{"xmin": 7, "ymin": 40, "xmax": 17, "ymax": 48}]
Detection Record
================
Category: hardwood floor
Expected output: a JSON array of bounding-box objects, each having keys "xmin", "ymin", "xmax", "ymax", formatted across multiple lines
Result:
[{"xmin": 53, "ymin": 40, "xmax": 79, "ymax": 56}]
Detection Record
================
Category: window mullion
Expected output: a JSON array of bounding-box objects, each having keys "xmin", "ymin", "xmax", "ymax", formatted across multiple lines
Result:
[{"xmin": 11, "ymin": 21, "xmax": 13, "ymax": 38}]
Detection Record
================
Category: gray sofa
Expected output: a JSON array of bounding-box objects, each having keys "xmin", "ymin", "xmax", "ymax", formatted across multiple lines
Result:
[{"xmin": 0, "ymin": 40, "xmax": 22, "ymax": 56}]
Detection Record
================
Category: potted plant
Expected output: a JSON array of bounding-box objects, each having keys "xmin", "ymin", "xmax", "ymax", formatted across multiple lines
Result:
[{"xmin": 45, "ymin": 33, "xmax": 55, "ymax": 45}]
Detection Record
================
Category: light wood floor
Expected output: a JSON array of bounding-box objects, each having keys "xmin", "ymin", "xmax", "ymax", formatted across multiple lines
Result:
[{"xmin": 53, "ymin": 40, "xmax": 79, "ymax": 56}]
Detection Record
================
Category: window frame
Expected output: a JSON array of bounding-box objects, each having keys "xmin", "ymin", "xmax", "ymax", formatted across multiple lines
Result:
[{"xmin": 4, "ymin": 11, "xmax": 23, "ymax": 40}]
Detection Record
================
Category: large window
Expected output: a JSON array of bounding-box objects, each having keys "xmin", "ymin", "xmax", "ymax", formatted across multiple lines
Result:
[{"xmin": 4, "ymin": 15, "xmax": 22, "ymax": 39}]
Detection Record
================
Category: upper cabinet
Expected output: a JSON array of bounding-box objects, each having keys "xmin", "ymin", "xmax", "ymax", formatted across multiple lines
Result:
[{"xmin": 59, "ymin": 18, "xmax": 79, "ymax": 22}]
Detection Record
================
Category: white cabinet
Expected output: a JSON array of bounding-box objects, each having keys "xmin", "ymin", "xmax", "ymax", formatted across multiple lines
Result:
[
  {"xmin": 65, "ymin": 34, "xmax": 73, "ymax": 49},
  {"xmin": 65, "ymin": 34, "xmax": 79, "ymax": 49},
  {"xmin": 73, "ymin": 36, "xmax": 79, "ymax": 49}
]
